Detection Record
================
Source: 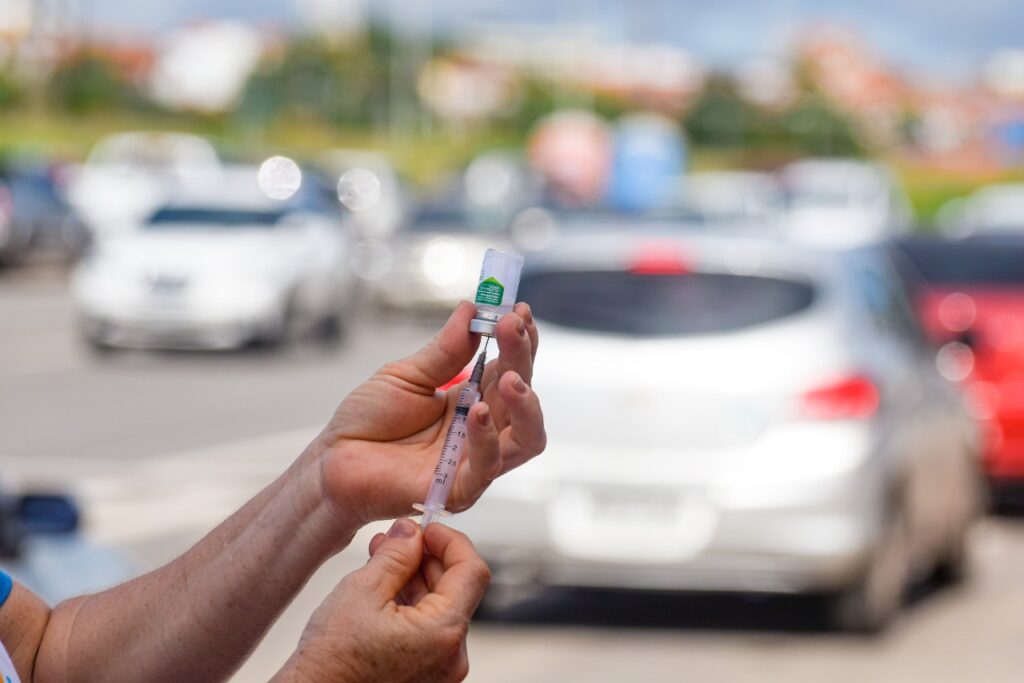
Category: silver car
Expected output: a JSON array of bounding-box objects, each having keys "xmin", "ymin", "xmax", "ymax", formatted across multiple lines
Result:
[
  {"xmin": 454, "ymin": 228, "xmax": 982, "ymax": 631},
  {"xmin": 369, "ymin": 201, "xmax": 516, "ymax": 313}
]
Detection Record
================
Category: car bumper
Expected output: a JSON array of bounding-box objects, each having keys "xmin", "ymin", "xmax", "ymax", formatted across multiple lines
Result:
[
  {"xmin": 459, "ymin": 497, "xmax": 873, "ymax": 595},
  {"xmin": 79, "ymin": 304, "xmax": 283, "ymax": 350},
  {"xmin": 452, "ymin": 425, "xmax": 883, "ymax": 594}
]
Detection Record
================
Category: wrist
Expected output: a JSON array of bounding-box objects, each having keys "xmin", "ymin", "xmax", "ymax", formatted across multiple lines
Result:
[
  {"xmin": 273, "ymin": 645, "xmax": 356, "ymax": 683},
  {"xmin": 288, "ymin": 440, "xmax": 361, "ymax": 555}
]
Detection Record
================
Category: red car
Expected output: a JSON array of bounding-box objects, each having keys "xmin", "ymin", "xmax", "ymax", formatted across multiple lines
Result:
[{"xmin": 897, "ymin": 236, "xmax": 1024, "ymax": 495}]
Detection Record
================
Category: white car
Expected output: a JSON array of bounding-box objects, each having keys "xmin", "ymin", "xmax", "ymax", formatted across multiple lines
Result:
[
  {"xmin": 779, "ymin": 158, "xmax": 912, "ymax": 247},
  {"xmin": 72, "ymin": 166, "xmax": 357, "ymax": 351},
  {"xmin": 65, "ymin": 132, "xmax": 222, "ymax": 242},
  {"xmin": 938, "ymin": 183, "xmax": 1024, "ymax": 236},
  {"xmin": 453, "ymin": 227, "xmax": 982, "ymax": 631},
  {"xmin": 682, "ymin": 170, "xmax": 782, "ymax": 222}
]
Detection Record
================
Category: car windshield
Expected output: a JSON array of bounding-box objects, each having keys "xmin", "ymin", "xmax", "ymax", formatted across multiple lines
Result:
[
  {"xmin": 147, "ymin": 207, "xmax": 287, "ymax": 229},
  {"xmin": 520, "ymin": 270, "xmax": 816, "ymax": 336},
  {"xmin": 898, "ymin": 238, "xmax": 1024, "ymax": 286}
]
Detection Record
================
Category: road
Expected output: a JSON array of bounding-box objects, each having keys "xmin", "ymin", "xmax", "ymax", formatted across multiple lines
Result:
[{"xmin": 3, "ymin": 264, "xmax": 1024, "ymax": 682}]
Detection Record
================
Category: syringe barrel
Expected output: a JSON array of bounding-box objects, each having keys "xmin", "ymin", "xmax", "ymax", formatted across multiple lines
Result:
[{"xmin": 423, "ymin": 383, "xmax": 480, "ymax": 510}]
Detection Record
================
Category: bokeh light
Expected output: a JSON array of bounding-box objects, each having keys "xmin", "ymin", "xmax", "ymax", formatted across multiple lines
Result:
[
  {"xmin": 257, "ymin": 156, "xmax": 302, "ymax": 200},
  {"xmin": 337, "ymin": 167, "xmax": 381, "ymax": 211}
]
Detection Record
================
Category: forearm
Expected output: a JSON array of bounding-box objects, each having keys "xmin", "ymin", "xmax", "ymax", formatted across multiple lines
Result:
[{"xmin": 36, "ymin": 441, "xmax": 357, "ymax": 683}]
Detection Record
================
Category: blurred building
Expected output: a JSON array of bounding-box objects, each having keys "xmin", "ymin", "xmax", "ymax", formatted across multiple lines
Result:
[
  {"xmin": 148, "ymin": 21, "xmax": 265, "ymax": 113},
  {"xmin": 417, "ymin": 55, "xmax": 519, "ymax": 125},
  {"xmin": 1, "ymin": 0, "xmax": 83, "ymax": 77},
  {"xmin": 796, "ymin": 25, "xmax": 910, "ymax": 145},
  {"xmin": 294, "ymin": 0, "xmax": 367, "ymax": 42},
  {"xmin": 458, "ymin": 22, "xmax": 704, "ymax": 113}
]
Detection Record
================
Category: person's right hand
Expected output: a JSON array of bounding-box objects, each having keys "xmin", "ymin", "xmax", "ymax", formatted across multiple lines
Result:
[
  {"xmin": 274, "ymin": 519, "xmax": 491, "ymax": 683},
  {"xmin": 314, "ymin": 301, "xmax": 544, "ymax": 528}
]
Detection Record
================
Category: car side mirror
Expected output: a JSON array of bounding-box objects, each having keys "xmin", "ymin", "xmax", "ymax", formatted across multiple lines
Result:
[{"xmin": 18, "ymin": 493, "xmax": 80, "ymax": 535}]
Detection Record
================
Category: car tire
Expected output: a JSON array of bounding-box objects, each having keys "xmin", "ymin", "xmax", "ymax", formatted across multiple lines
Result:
[
  {"xmin": 314, "ymin": 311, "xmax": 347, "ymax": 349},
  {"xmin": 933, "ymin": 526, "xmax": 970, "ymax": 586},
  {"xmin": 475, "ymin": 582, "xmax": 534, "ymax": 619},
  {"xmin": 830, "ymin": 507, "xmax": 910, "ymax": 634},
  {"xmin": 254, "ymin": 297, "xmax": 300, "ymax": 350},
  {"xmin": 82, "ymin": 334, "xmax": 117, "ymax": 357}
]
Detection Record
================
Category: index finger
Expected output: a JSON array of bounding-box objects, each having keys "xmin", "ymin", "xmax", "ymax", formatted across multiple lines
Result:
[{"xmin": 422, "ymin": 523, "xmax": 491, "ymax": 616}]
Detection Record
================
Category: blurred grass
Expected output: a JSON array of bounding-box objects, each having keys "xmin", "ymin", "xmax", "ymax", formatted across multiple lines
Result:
[
  {"xmin": 893, "ymin": 161, "xmax": 1024, "ymax": 229},
  {"xmin": 0, "ymin": 111, "xmax": 516, "ymax": 188}
]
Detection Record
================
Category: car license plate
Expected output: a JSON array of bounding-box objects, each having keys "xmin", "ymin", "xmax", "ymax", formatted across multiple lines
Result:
[
  {"xmin": 588, "ymin": 489, "xmax": 680, "ymax": 525},
  {"xmin": 548, "ymin": 485, "xmax": 718, "ymax": 563}
]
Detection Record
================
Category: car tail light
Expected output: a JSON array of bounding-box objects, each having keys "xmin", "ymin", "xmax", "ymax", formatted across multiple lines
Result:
[
  {"xmin": 799, "ymin": 375, "xmax": 879, "ymax": 420},
  {"xmin": 439, "ymin": 366, "xmax": 472, "ymax": 391},
  {"xmin": 629, "ymin": 241, "xmax": 692, "ymax": 275}
]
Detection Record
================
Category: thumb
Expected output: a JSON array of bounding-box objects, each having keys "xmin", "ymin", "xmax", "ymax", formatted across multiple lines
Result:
[
  {"xmin": 360, "ymin": 518, "xmax": 424, "ymax": 604},
  {"xmin": 388, "ymin": 301, "xmax": 479, "ymax": 389}
]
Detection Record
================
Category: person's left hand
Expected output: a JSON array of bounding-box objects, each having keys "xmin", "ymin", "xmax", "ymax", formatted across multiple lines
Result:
[
  {"xmin": 273, "ymin": 519, "xmax": 490, "ymax": 683},
  {"xmin": 313, "ymin": 301, "xmax": 544, "ymax": 528}
]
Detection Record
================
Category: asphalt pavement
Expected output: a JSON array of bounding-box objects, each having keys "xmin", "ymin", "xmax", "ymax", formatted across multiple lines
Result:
[{"xmin": 3, "ymin": 264, "xmax": 1024, "ymax": 682}]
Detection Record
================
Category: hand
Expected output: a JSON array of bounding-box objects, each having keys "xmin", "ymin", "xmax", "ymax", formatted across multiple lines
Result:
[
  {"xmin": 274, "ymin": 519, "xmax": 490, "ymax": 683},
  {"xmin": 315, "ymin": 301, "xmax": 544, "ymax": 527}
]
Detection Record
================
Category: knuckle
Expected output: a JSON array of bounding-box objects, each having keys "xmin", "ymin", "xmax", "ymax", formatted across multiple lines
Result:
[
  {"xmin": 435, "ymin": 624, "xmax": 465, "ymax": 659},
  {"xmin": 534, "ymin": 430, "xmax": 548, "ymax": 455},
  {"xmin": 473, "ymin": 558, "xmax": 492, "ymax": 587},
  {"xmin": 454, "ymin": 656, "xmax": 470, "ymax": 682}
]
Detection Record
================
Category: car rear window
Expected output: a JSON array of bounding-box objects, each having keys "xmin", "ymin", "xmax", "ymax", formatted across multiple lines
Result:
[
  {"xmin": 898, "ymin": 239, "xmax": 1024, "ymax": 286},
  {"xmin": 148, "ymin": 207, "xmax": 286, "ymax": 229},
  {"xmin": 520, "ymin": 270, "xmax": 816, "ymax": 336}
]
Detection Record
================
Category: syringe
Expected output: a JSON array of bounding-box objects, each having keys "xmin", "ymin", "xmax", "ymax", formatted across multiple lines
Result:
[{"xmin": 414, "ymin": 342, "xmax": 489, "ymax": 528}]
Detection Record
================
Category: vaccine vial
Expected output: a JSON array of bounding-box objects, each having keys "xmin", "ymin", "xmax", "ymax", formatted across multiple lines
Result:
[{"xmin": 469, "ymin": 249, "xmax": 524, "ymax": 336}]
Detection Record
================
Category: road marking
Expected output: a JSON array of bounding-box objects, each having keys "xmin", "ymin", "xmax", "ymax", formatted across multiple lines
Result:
[{"xmin": 8, "ymin": 426, "xmax": 323, "ymax": 545}]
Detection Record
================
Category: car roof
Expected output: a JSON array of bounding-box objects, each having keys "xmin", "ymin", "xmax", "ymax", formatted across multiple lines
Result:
[
  {"xmin": 158, "ymin": 164, "xmax": 332, "ymax": 212},
  {"xmin": 524, "ymin": 222, "xmax": 853, "ymax": 284}
]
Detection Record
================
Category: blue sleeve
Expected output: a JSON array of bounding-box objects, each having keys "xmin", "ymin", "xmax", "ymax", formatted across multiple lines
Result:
[{"xmin": 0, "ymin": 570, "xmax": 11, "ymax": 608}]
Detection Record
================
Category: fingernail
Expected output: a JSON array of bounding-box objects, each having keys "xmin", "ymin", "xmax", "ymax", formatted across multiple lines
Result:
[
  {"xmin": 387, "ymin": 518, "xmax": 416, "ymax": 539},
  {"xmin": 518, "ymin": 319, "xmax": 527, "ymax": 336},
  {"xmin": 477, "ymin": 405, "xmax": 491, "ymax": 426},
  {"xmin": 513, "ymin": 375, "xmax": 528, "ymax": 394},
  {"xmin": 521, "ymin": 304, "xmax": 534, "ymax": 324}
]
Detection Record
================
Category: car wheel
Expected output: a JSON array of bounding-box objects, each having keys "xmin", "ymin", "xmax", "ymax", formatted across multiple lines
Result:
[
  {"xmin": 82, "ymin": 333, "xmax": 117, "ymax": 357},
  {"xmin": 933, "ymin": 526, "xmax": 970, "ymax": 586},
  {"xmin": 314, "ymin": 312, "xmax": 347, "ymax": 349},
  {"xmin": 830, "ymin": 508, "xmax": 910, "ymax": 633},
  {"xmin": 254, "ymin": 297, "xmax": 300, "ymax": 350},
  {"xmin": 475, "ymin": 582, "xmax": 535, "ymax": 619}
]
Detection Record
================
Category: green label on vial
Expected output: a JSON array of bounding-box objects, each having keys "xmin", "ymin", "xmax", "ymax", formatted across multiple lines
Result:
[{"xmin": 475, "ymin": 277, "xmax": 504, "ymax": 306}]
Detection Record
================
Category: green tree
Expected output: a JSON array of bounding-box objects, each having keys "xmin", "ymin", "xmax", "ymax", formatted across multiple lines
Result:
[
  {"xmin": 238, "ymin": 34, "xmax": 390, "ymax": 128},
  {"xmin": 0, "ymin": 69, "xmax": 23, "ymax": 110},
  {"xmin": 779, "ymin": 94, "xmax": 864, "ymax": 156},
  {"xmin": 683, "ymin": 75, "xmax": 768, "ymax": 149},
  {"xmin": 48, "ymin": 52, "xmax": 134, "ymax": 114}
]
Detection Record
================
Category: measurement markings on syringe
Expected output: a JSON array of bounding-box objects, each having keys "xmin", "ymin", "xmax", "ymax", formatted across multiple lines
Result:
[{"xmin": 434, "ymin": 414, "xmax": 468, "ymax": 484}]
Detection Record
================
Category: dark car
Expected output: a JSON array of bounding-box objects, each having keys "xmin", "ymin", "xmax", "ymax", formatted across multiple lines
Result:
[{"xmin": 0, "ymin": 163, "xmax": 89, "ymax": 266}]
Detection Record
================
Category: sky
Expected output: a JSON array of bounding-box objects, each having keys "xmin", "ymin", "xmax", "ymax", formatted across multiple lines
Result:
[{"xmin": 86, "ymin": 0, "xmax": 1024, "ymax": 80}]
